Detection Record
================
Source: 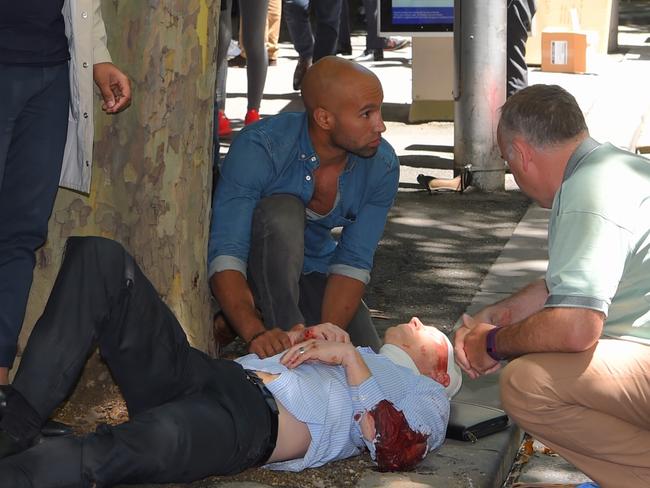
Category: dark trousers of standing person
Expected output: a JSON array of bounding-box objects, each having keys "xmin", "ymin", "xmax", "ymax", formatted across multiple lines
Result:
[
  {"xmin": 0, "ymin": 63, "xmax": 70, "ymax": 372},
  {"xmin": 0, "ymin": 237, "xmax": 275, "ymax": 487},
  {"xmin": 283, "ymin": 0, "xmax": 343, "ymax": 62},
  {"xmin": 337, "ymin": 0, "xmax": 352, "ymax": 54},
  {"xmin": 507, "ymin": 0, "xmax": 537, "ymax": 97},
  {"xmin": 363, "ymin": 0, "xmax": 383, "ymax": 50},
  {"xmin": 246, "ymin": 195, "xmax": 382, "ymax": 351}
]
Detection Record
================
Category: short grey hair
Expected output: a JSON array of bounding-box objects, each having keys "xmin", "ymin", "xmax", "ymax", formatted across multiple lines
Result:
[{"xmin": 499, "ymin": 84, "xmax": 588, "ymax": 148}]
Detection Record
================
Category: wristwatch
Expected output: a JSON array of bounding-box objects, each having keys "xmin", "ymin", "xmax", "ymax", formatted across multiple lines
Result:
[{"xmin": 486, "ymin": 326, "xmax": 505, "ymax": 361}]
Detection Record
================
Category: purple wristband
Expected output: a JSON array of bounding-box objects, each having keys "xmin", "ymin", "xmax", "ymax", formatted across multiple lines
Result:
[{"xmin": 486, "ymin": 326, "xmax": 505, "ymax": 361}]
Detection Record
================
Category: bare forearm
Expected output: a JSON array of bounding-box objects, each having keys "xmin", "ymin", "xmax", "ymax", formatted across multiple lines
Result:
[
  {"xmin": 479, "ymin": 279, "xmax": 549, "ymax": 325},
  {"xmin": 210, "ymin": 270, "xmax": 265, "ymax": 343},
  {"xmin": 496, "ymin": 307, "xmax": 605, "ymax": 357},
  {"xmin": 321, "ymin": 274, "xmax": 366, "ymax": 329}
]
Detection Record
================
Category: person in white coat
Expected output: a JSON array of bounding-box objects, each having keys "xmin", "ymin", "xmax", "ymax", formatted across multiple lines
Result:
[{"xmin": 0, "ymin": 0, "xmax": 131, "ymax": 384}]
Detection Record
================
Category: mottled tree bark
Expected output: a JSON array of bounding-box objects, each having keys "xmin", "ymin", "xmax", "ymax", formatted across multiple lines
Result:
[{"xmin": 19, "ymin": 0, "xmax": 220, "ymax": 366}]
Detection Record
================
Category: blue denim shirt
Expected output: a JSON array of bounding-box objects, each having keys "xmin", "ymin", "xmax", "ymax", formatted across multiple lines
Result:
[{"xmin": 208, "ymin": 112, "xmax": 399, "ymax": 284}]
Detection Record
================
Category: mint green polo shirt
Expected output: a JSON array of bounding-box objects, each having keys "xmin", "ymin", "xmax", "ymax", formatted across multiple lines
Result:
[{"xmin": 545, "ymin": 138, "xmax": 650, "ymax": 345}]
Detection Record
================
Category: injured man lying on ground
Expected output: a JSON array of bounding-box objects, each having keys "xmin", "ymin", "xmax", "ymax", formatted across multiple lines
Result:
[{"xmin": 0, "ymin": 237, "xmax": 461, "ymax": 487}]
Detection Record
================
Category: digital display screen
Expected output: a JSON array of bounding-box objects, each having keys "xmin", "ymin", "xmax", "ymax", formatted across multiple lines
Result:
[{"xmin": 380, "ymin": 0, "xmax": 454, "ymax": 34}]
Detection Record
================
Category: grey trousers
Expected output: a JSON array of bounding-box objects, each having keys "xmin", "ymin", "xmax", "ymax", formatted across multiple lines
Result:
[{"xmin": 247, "ymin": 195, "xmax": 381, "ymax": 351}]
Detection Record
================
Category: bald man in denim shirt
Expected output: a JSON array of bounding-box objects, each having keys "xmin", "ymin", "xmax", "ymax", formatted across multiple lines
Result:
[{"xmin": 209, "ymin": 56, "xmax": 399, "ymax": 358}]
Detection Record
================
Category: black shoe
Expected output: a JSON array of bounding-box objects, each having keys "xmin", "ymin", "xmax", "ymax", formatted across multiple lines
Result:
[
  {"xmin": 0, "ymin": 429, "xmax": 25, "ymax": 459},
  {"xmin": 41, "ymin": 420, "xmax": 73, "ymax": 437},
  {"xmin": 228, "ymin": 54, "xmax": 247, "ymax": 68},
  {"xmin": 292, "ymin": 56, "xmax": 312, "ymax": 91},
  {"xmin": 416, "ymin": 174, "xmax": 434, "ymax": 194},
  {"xmin": 355, "ymin": 49, "xmax": 384, "ymax": 62},
  {"xmin": 460, "ymin": 164, "xmax": 473, "ymax": 192}
]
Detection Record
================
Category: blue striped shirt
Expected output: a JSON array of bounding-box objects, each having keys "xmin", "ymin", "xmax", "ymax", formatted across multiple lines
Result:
[{"xmin": 236, "ymin": 347, "xmax": 450, "ymax": 472}]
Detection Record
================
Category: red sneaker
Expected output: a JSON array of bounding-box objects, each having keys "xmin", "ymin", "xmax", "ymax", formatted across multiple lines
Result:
[
  {"xmin": 244, "ymin": 108, "xmax": 260, "ymax": 126},
  {"xmin": 218, "ymin": 110, "xmax": 232, "ymax": 137}
]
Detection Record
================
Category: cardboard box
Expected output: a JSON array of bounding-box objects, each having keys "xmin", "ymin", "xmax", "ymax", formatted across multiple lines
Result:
[
  {"xmin": 526, "ymin": 0, "xmax": 617, "ymax": 65},
  {"xmin": 541, "ymin": 31, "xmax": 587, "ymax": 73}
]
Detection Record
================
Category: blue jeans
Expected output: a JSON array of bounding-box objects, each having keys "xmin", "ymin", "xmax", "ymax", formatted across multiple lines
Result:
[
  {"xmin": 283, "ymin": 0, "xmax": 343, "ymax": 61},
  {"xmin": 0, "ymin": 63, "xmax": 70, "ymax": 368}
]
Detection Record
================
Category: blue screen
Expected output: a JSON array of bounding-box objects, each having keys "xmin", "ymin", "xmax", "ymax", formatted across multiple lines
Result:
[{"xmin": 393, "ymin": 2, "xmax": 453, "ymax": 25}]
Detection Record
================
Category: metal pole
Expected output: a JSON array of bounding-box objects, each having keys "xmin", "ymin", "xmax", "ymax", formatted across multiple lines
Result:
[{"xmin": 453, "ymin": 0, "xmax": 507, "ymax": 191}]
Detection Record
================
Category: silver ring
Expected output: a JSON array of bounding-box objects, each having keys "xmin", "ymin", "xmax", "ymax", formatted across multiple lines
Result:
[{"xmin": 298, "ymin": 346, "xmax": 306, "ymax": 355}]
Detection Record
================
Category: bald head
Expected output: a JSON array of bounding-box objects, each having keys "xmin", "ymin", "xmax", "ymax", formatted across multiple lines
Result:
[
  {"xmin": 300, "ymin": 56, "xmax": 386, "ymax": 159},
  {"xmin": 301, "ymin": 56, "xmax": 380, "ymax": 116}
]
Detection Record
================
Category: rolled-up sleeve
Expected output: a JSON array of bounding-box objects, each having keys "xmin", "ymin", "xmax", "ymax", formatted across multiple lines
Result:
[
  {"xmin": 208, "ymin": 130, "xmax": 274, "ymax": 279},
  {"xmin": 545, "ymin": 210, "xmax": 632, "ymax": 315},
  {"xmin": 330, "ymin": 156, "xmax": 399, "ymax": 283}
]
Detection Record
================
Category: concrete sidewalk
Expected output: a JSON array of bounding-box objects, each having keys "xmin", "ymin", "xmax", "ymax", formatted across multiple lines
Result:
[{"xmin": 195, "ymin": 4, "xmax": 650, "ymax": 487}]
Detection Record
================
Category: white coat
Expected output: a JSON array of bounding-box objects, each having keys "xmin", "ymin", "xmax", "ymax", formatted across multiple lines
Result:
[{"xmin": 60, "ymin": 0, "xmax": 112, "ymax": 193}]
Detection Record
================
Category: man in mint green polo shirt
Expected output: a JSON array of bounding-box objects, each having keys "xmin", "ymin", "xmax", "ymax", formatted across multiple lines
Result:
[{"xmin": 453, "ymin": 84, "xmax": 650, "ymax": 488}]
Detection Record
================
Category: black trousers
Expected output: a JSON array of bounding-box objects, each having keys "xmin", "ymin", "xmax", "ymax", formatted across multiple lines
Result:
[
  {"xmin": 507, "ymin": 0, "xmax": 537, "ymax": 97},
  {"xmin": 0, "ymin": 237, "xmax": 274, "ymax": 487}
]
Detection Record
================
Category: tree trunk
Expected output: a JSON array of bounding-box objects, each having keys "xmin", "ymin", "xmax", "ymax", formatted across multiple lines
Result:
[{"xmin": 19, "ymin": 0, "xmax": 220, "ymax": 366}]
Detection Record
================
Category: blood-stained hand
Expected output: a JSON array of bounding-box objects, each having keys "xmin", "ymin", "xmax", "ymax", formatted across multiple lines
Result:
[
  {"xmin": 287, "ymin": 323, "xmax": 350, "ymax": 345},
  {"xmin": 370, "ymin": 400, "xmax": 429, "ymax": 472}
]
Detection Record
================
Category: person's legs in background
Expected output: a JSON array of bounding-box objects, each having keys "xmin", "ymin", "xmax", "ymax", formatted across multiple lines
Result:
[
  {"xmin": 337, "ymin": 0, "xmax": 352, "ymax": 55},
  {"xmin": 239, "ymin": 0, "xmax": 271, "ymax": 125},
  {"xmin": 310, "ymin": 0, "xmax": 342, "ymax": 61},
  {"xmin": 356, "ymin": 0, "xmax": 409, "ymax": 62},
  {"xmin": 0, "ymin": 63, "xmax": 69, "ymax": 385},
  {"xmin": 506, "ymin": 0, "xmax": 536, "ymax": 97},
  {"xmin": 500, "ymin": 339, "xmax": 650, "ymax": 487},
  {"xmin": 358, "ymin": 0, "xmax": 383, "ymax": 60},
  {"xmin": 283, "ymin": 0, "xmax": 314, "ymax": 90},
  {"xmin": 215, "ymin": 0, "xmax": 233, "ymax": 137},
  {"xmin": 266, "ymin": 0, "xmax": 282, "ymax": 65}
]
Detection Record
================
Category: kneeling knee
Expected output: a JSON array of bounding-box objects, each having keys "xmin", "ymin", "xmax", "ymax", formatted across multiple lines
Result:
[
  {"xmin": 500, "ymin": 358, "xmax": 544, "ymax": 416},
  {"xmin": 253, "ymin": 195, "xmax": 305, "ymax": 238}
]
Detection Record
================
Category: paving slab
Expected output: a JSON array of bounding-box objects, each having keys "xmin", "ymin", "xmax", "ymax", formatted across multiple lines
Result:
[{"xmin": 479, "ymin": 205, "xmax": 549, "ymax": 295}]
